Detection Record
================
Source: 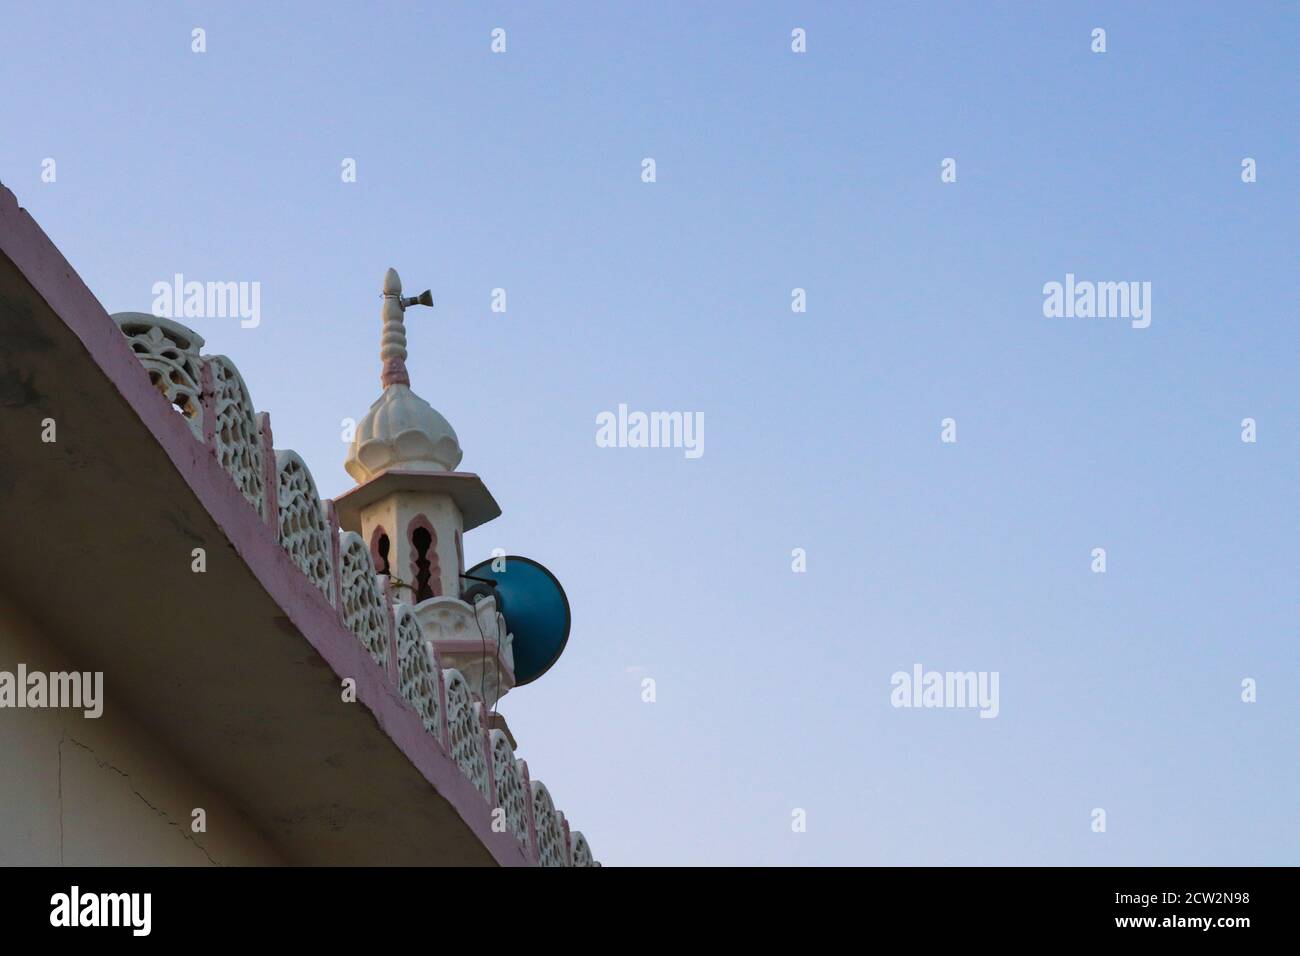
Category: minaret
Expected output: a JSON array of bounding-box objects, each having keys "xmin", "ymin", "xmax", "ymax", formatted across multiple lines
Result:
[{"xmin": 335, "ymin": 269, "xmax": 515, "ymax": 703}]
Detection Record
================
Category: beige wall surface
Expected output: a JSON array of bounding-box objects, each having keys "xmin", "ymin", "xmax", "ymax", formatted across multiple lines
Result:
[{"xmin": 0, "ymin": 592, "xmax": 282, "ymax": 866}]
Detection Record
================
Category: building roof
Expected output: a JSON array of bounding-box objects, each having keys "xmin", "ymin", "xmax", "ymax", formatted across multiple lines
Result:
[{"xmin": 0, "ymin": 184, "xmax": 595, "ymax": 866}]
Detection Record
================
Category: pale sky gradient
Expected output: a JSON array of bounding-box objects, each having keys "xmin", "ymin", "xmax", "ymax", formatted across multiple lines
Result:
[{"xmin": 3, "ymin": 2, "xmax": 1297, "ymax": 865}]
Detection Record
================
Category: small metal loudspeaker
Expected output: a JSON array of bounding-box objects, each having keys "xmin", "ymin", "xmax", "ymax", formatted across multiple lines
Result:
[{"xmin": 400, "ymin": 289, "xmax": 434, "ymax": 310}]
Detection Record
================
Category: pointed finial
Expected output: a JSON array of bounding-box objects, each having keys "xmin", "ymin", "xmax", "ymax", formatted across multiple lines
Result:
[
  {"xmin": 382, "ymin": 267, "xmax": 401, "ymax": 297},
  {"xmin": 378, "ymin": 268, "xmax": 434, "ymax": 388},
  {"xmin": 379, "ymin": 268, "xmax": 408, "ymax": 387}
]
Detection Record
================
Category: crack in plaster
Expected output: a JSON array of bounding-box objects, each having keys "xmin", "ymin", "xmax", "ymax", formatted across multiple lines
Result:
[{"xmin": 59, "ymin": 734, "xmax": 221, "ymax": 866}]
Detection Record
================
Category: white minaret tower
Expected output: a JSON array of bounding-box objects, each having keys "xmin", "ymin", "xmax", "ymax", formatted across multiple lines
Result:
[{"xmin": 335, "ymin": 268, "xmax": 515, "ymax": 703}]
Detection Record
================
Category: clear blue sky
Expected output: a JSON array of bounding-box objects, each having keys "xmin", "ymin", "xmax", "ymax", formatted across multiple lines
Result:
[{"xmin": 3, "ymin": 2, "xmax": 1296, "ymax": 865}]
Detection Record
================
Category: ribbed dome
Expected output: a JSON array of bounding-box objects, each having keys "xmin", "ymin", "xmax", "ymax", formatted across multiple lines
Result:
[{"xmin": 345, "ymin": 384, "xmax": 463, "ymax": 482}]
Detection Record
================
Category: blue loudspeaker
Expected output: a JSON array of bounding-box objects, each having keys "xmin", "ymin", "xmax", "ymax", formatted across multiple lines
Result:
[{"xmin": 463, "ymin": 556, "xmax": 571, "ymax": 686}]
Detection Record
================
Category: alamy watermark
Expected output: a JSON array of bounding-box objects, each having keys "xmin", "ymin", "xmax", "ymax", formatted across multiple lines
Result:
[
  {"xmin": 1042, "ymin": 273, "xmax": 1151, "ymax": 329},
  {"xmin": 890, "ymin": 663, "xmax": 999, "ymax": 718},
  {"xmin": 596, "ymin": 404, "xmax": 704, "ymax": 459},
  {"xmin": 151, "ymin": 273, "xmax": 261, "ymax": 328},
  {"xmin": 0, "ymin": 664, "xmax": 103, "ymax": 718},
  {"xmin": 50, "ymin": 886, "xmax": 150, "ymax": 936}
]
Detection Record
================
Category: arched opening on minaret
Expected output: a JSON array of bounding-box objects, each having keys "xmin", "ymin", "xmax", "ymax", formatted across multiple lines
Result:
[
  {"xmin": 369, "ymin": 526, "xmax": 391, "ymax": 577},
  {"xmin": 409, "ymin": 520, "xmax": 440, "ymax": 602}
]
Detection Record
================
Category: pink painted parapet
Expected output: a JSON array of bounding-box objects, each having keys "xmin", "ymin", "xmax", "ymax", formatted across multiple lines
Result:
[
  {"xmin": 474, "ymin": 692, "xmax": 498, "ymax": 810},
  {"xmin": 518, "ymin": 759, "xmax": 541, "ymax": 866},
  {"xmin": 379, "ymin": 576, "xmax": 400, "ymax": 686},
  {"xmin": 325, "ymin": 500, "xmax": 344, "ymax": 619},
  {"xmin": 200, "ymin": 359, "xmax": 217, "ymax": 448},
  {"xmin": 432, "ymin": 641, "xmax": 451, "ymax": 750},
  {"xmin": 256, "ymin": 412, "xmax": 278, "ymax": 535}
]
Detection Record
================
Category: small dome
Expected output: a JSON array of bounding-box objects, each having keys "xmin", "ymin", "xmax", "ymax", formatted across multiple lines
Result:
[{"xmin": 345, "ymin": 384, "xmax": 463, "ymax": 482}]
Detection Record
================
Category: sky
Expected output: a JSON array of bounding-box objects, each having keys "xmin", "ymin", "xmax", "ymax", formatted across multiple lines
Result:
[{"xmin": 2, "ymin": 2, "xmax": 1297, "ymax": 865}]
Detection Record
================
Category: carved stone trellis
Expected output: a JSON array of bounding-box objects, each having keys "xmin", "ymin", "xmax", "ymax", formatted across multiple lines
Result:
[
  {"xmin": 207, "ymin": 355, "xmax": 265, "ymax": 517},
  {"xmin": 114, "ymin": 314, "xmax": 205, "ymax": 438},
  {"xmin": 274, "ymin": 451, "xmax": 332, "ymax": 599},
  {"xmin": 444, "ymin": 669, "xmax": 489, "ymax": 799},
  {"xmin": 396, "ymin": 604, "xmax": 442, "ymax": 739},
  {"xmin": 338, "ymin": 532, "xmax": 389, "ymax": 667}
]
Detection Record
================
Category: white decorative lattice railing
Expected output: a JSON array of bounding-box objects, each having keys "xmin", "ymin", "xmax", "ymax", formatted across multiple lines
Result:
[
  {"xmin": 491, "ymin": 730, "xmax": 530, "ymax": 850},
  {"xmin": 207, "ymin": 355, "xmax": 265, "ymax": 517},
  {"xmin": 115, "ymin": 314, "xmax": 205, "ymax": 438},
  {"xmin": 569, "ymin": 830, "xmax": 597, "ymax": 867},
  {"xmin": 338, "ymin": 531, "xmax": 390, "ymax": 668},
  {"xmin": 395, "ymin": 604, "xmax": 442, "ymax": 738},
  {"xmin": 444, "ymin": 670, "xmax": 491, "ymax": 800},
  {"xmin": 274, "ymin": 450, "xmax": 333, "ymax": 599},
  {"xmin": 531, "ymin": 782, "xmax": 567, "ymax": 868},
  {"xmin": 115, "ymin": 312, "xmax": 596, "ymax": 866}
]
